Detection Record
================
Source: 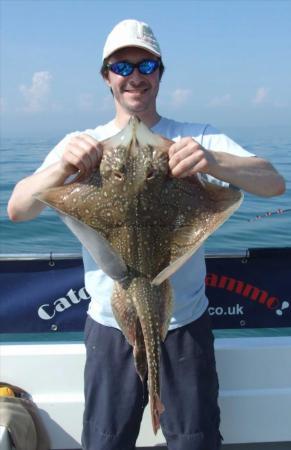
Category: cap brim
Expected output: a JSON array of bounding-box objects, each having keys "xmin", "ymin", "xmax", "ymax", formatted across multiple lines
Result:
[{"xmin": 103, "ymin": 42, "xmax": 161, "ymax": 60}]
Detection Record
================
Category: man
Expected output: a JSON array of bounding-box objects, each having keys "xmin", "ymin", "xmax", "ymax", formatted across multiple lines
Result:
[{"xmin": 8, "ymin": 19, "xmax": 285, "ymax": 450}]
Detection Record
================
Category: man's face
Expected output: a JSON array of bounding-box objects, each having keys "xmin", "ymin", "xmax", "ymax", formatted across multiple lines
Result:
[{"xmin": 104, "ymin": 47, "xmax": 160, "ymax": 116}]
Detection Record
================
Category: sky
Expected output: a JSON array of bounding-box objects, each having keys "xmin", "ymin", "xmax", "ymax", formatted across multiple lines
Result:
[{"xmin": 1, "ymin": 0, "xmax": 291, "ymax": 137}]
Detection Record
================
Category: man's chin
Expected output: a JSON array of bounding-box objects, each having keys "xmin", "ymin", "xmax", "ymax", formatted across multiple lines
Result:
[{"xmin": 124, "ymin": 101, "xmax": 148, "ymax": 115}]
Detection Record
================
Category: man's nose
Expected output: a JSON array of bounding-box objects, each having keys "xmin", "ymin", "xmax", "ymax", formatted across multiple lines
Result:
[{"xmin": 128, "ymin": 68, "xmax": 144, "ymax": 82}]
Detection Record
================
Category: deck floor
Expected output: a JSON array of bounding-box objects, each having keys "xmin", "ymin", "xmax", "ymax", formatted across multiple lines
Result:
[
  {"xmin": 138, "ymin": 444, "xmax": 291, "ymax": 450},
  {"xmin": 222, "ymin": 445, "xmax": 291, "ymax": 450}
]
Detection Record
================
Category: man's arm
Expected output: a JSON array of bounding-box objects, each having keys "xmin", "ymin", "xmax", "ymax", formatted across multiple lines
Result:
[
  {"xmin": 168, "ymin": 137, "xmax": 285, "ymax": 197},
  {"xmin": 7, "ymin": 134, "xmax": 102, "ymax": 222}
]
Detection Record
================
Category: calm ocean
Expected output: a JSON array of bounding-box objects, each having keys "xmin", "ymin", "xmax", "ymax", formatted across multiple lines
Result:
[{"xmin": 1, "ymin": 125, "xmax": 290, "ymax": 255}]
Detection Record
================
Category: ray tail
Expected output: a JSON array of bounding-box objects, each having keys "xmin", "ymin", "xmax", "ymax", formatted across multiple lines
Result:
[{"xmin": 130, "ymin": 277, "xmax": 166, "ymax": 434}]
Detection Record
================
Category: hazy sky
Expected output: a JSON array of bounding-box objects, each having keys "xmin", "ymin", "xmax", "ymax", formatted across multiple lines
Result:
[{"xmin": 1, "ymin": 0, "xmax": 291, "ymax": 137}]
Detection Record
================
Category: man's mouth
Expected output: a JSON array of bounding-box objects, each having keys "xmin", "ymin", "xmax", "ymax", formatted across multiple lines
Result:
[{"xmin": 124, "ymin": 87, "xmax": 149, "ymax": 94}]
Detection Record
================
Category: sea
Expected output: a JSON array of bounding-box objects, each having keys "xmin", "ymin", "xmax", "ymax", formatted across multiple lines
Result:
[
  {"xmin": 1, "ymin": 125, "xmax": 290, "ymax": 254},
  {"xmin": 1, "ymin": 125, "xmax": 290, "ymax": 340}
]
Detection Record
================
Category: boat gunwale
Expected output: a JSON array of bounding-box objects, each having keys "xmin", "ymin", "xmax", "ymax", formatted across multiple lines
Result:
[
  {"xmin": 1, "ymin": 247, "xmax": 291, "ymax": 261},
  {"xmin": 0, "ymin": 250, "xmax": 249, "ymax": 261}
]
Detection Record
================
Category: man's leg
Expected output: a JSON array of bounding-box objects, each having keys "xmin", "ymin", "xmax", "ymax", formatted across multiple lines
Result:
[
  {"xmin": 82, "ymin": 316, "xmax": 148, "ymax": 450},
  {"xmin": 160, "ymin": 311, "xmax": 222, "ymax": 450}
]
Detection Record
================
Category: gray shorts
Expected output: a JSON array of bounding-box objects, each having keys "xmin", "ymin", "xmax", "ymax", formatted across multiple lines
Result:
[{"xmin": 82, "ymin": 311, "xmax": 222, "ymax": 450}]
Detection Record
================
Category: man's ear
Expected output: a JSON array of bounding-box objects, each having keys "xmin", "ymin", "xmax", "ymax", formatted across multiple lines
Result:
[
  {"xmin": 101, "ymin": 70, "xmax": 114, "ymax": 95},
  {"xmin": 105, "ymin": 79, "xmax": 111, "ymax": 88},
  {"xmin": 102, "ymin": 76, "xmax": 114, "ymax": 96}
]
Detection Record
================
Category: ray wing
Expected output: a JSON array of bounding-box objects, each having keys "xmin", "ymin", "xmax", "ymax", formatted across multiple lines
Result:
[
  {"xmin": 35, "ymin": 178, "xmax": 128, "ymax": 282},
  {"xmin": 152, "ymin": 176, "xmax": 243, "ymax": 285}
]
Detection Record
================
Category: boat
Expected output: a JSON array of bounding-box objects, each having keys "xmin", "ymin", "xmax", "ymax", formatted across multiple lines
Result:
[{"xmin": 1, "ymin": 248, "xmax": 291, "ymax": 449}]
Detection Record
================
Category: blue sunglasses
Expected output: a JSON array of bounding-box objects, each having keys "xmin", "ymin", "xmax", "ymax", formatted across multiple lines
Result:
[{"xmin": 106, "ymin": 59, "xmax": 160, "ymax": 77}]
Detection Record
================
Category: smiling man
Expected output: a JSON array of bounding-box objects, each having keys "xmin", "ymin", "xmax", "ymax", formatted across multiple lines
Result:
[
  {"xmin": 8, "ymin": 19, "xmax": 285, "ymax": 450},
  {"xmin": 103, "ymin": 48, "xmax": 162, "ymax": 120}
]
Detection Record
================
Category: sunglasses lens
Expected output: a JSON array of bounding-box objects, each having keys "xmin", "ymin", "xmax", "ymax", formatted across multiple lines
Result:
[
  {"xmin": 139, "ymin": 60, "xmax": 159, "ymax": 74},
  {"xmin": 108, "ymin": 59, "xmax": 160, "ymax": 77},
  {"xmin": 110, "ymin": 62, "xmax": 133, "ymax": 76}
]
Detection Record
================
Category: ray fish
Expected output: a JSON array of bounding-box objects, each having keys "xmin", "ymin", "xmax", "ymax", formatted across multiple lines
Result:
[{"xmin": 36, "ymin": 117, "xmax": 243, "ymax": 433}]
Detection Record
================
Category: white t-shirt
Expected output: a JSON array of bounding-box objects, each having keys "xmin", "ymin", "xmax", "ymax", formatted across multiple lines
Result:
[{"xmin": 37, "ymin": 116, "xmax": 254, "ymax": 330}]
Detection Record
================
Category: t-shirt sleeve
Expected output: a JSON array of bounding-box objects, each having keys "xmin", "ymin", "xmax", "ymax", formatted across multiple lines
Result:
[
  {"xmin": 201, "ymin": 124, "xmax": 255, "ymax": 157},
  {"xmin": 200, "ymin": 124, "xmax": 255, "ymax": 187},
  {"xmin": 34, "ymin": 132, "xmax": 80, "ymax": 173}
]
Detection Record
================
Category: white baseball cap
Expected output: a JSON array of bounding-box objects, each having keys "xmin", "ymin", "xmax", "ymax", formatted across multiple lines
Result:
[{"xmin": 102, "ymin": 19, "xmax": 161, "ymax": 60}]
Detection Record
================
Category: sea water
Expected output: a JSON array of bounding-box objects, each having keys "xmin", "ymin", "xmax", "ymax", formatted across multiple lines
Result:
[{"xmin": 1, "ymin": 125, "xmax": 290, "ymax": 254}]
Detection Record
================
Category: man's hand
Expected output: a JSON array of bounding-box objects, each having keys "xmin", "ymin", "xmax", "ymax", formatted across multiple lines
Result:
[
  {"xmin": 168, "ymin": 137, "xmax": 215, "ymax": 178},
  {"xmin": 60, "ymin": 134, "xmax": 103, "ymax": 178}
]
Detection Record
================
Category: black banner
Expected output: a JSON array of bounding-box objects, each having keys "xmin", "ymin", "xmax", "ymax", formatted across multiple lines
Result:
[
  {"xmin": 206, "ymin": 248, "xmax": 291, "ymax": 328},
  {"xmin": 0, "ymin": 248, "xmax": 290, "ymax": 333},
  {"xmin": 0, "ymin": 257, "xmax": 88, "ymax": 333}
]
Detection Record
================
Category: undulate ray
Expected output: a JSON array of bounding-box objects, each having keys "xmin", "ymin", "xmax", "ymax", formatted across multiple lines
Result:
[{"xmin": 35, "ymin": 116, "xmax": 243, "ymax": 434}]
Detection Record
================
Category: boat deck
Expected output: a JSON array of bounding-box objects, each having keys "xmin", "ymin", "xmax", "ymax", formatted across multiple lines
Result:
[{"xmin": 1, "ymin": 251, "xmax": 291, "ymax": 448}]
